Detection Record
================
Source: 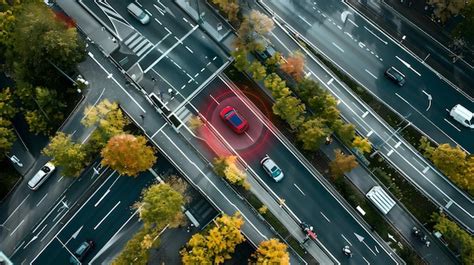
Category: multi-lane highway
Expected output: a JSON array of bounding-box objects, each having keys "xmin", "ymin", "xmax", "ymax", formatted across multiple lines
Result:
[
  {"xmin": 260, "ymin": 0, "xmax": 474, "ymax": 233},
  {"xmin": 186, "ymin": 76, "xmax": 400, "ymax": 264},
  {"xmin": 263, "ymin": 0, "xmax": 474, "ymax": 153}
]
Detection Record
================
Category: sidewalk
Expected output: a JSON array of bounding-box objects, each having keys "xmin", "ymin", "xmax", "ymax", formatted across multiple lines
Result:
[{"xmin": 346, "ymin": 0, "xmax": 474, "ymax": 99}]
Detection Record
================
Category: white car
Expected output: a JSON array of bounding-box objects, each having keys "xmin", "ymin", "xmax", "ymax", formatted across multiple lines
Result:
[
  {"xmin": 260, "ymin": 155, "xmax": 284, "ymax": 182},
  {"xmin": 28, "ymin": 162, "xmax": 56, "ymax": 190}
]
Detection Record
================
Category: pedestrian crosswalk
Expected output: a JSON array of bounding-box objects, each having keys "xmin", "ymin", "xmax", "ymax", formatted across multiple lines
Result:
[
  {"xmin": 175, "ymin": 106, "xmax": 192, "ymax": 123},
  {"xmin": 123, "ymin": 32, "xmax": 154, "ymax": 57}
]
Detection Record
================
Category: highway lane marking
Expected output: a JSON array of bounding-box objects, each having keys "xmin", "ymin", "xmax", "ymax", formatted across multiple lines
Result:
[
  {"xmin": 200, "ymin": 67, "xmax": 206, "ymax": 72},
  {"xmin": 245, "ymin": 131, "xmax": 255, "ymax": 142},
  {"xmin": 364, "ymin": 26, "xmax": 388, "ymax": 45},
  {"xmin": 394, "ymin": 141, "xmax": 402, "ymax": 148},
  {"xmin": 320, "ymin": 212, "xmax": 330, "ymax": 222},
  {"xmin": 11, "ymin": 241, "xmax": 25, "ymax": 257},
  {"xmin": 363, "ymin": 256, "xmax": 370, "ymax": 264},
  {"xmin": 89, "ymin": 210, "xmax": 139, "ymax": 264},
  {"xmin": 158, "ymin": 130, "xmax": 268, "ymax": 240},
  {"xmin": 36, "ymin": 193, "xmax": 48, "ymax": 207},
  {"xmin": 94, "ymin": 189, "xmax": 111, "ymax": 207},
  {"xmin": 362, "ymin": 111, "xmax": 369, "ymax": 118},
  {"xmin": 412, "ymin": 157, "xmax": 425, "ymax": 168},
  {"xmin": 185, "ymin": 46, "xmax": 194, "ymax": 53},
  {"xmin": 209, "ymin": 94, "xmax": 220, "ymax": 105},
  {"xmin": 81, "ymin": 87, "xmax": 106, "ymax": 122},
  {"xmin": 341, "ymin": 233, "xmax": 352, "ymax": 246},
  {"xmin": 395, "ymin": 56, "xmax": 421, "ymax": 76},
  {"xmin": 332, "ymin": 42, "xmax": 345, "ymax": 53},
  {"xmin": 348, "ymin": 18, "xmax": 359, "ymax": 27},
  {"xmin": 154, "ymin": 17, "xmax": 162, "ymax": 25},
  {"xmin": 3, "ymin": 194, "xmax": 30, "ymax": 225},
  {"xmin": 422, "ymin": 166, "xmax": 430, "ymax": 174},
  {"xmin": 293, "ymin": 183, "xmax": 306, "ymax": 196},
  {"xmin": 194, "ymin": 73, "xmax": 199, "ymax": 78},
  {"xmin": 152, "ymin": 68, "xmax": 179, "ymax": 91},
  {"xmin": 352, "ymin": 102, "xmax": 364, "ymax": 113},
  {"xmin": 9, "ymin": 219, "xmax": 25, "ymax": 237},
  {"xmin": 387, "ymin": 149, "xmax": 394, "ymax": 156},
  {"xmin": 32, "ymin": 195, "xmax": 66, "ymax": 234},
  {"xmin": 365, "ymin": 69, "xmax": 378, "ymax": 79},
  {"xmin": 443, "ymin": 118, "xmax": 461, "ymax": 132},
  {"xmin": 344, "ymin": 31, "xmax": 353, "ymax": 39},
  {"xmin": 297, "ymin": 15, "xmax": 312, "ymax": 27},
  {"xmin": 87, "ymin": 52, "xmax": 146, "ymax": 113},
  {"xmin": 32, "ymin": 170, "xmax": 117, "ymax": 262},
  {"xmin": 181, "ymin": 84, "xmax": 186, "ymax": 89},
  {"xmin": 326, "ymin": 78, "xmax": 334, "ymax": 85},
  {"xmin": 366, "ymin": 130, "xmax": 374, "ymax": 137},
  {"xmin": 144, "ymin": 9, "xmax": 152, "ymax": 17},
  {"xmin": 57, "ymin": 176, "xmax": 63, "ymax": 182},
  {"xmin": 94, "ymin": 201, "xmax": 121, "ymax": 230},
  {"xmin": 144, "ymin": 25, "xmax": 199, "ymax": 73}
]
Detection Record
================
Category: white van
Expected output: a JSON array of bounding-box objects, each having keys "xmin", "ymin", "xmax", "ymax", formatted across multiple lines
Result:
[
  {"xmin": 450, "ymin": 104, "xmax": 474, "ymax": 129},
  {"xmin": 28, "ymin": 162, "xmax": 56, "ymax": 190},
  {"xmin": 127, "ymin": 3, "xmax": 150, "ymax": 25}
]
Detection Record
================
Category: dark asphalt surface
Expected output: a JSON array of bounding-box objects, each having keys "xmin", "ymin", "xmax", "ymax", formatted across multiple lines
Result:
[
  {"xmin": 190, "ymin": 77, "xmax": 399, "ymax": 264},
  {"xmin": 264, "ymin": 0, "xmax": 474, "ymax": 153},
  {"xmin": 261, "ymin": 0, "xmax": 473, "ymax": 234}
]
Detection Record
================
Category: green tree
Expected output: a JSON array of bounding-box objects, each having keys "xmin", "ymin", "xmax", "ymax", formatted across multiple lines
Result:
[
  {"xmin": 235, "ymin": 10, "xmax": 274, "ymax": 52},
  {"xmin": 352, "ymin": 136, "xmax": 372, "ymax": 154},
  {"xmin": 25, "ymin": 110, "xmax": 50, "ymax": 135},
  {"xmin": 329, "ymin": 149, "xmax": 358, "ymax": 179},
  {"xmin": 101, "ymin": 134, "xmax": 156, "ymax": 177},
  {"xmin": 7, "ymin": 1, "xmax": 85, "ymax": 87},
  {"xmin": 231, "ymin": 48, "xmax": 249, "ymax": 72},
  {"xmin": 265, "ymin": 51, "xmax": 283, "ymax": 70},
  {"xmin": 135, "ymin": 183, "xmax": 185, "ymax": 229},
  {"xmin": 0, "ymin": 117, "xmax": 15, "ymax": 154},
  {"xmin": 453, "ymin": 2, "xmax": 474, "ymax": 49},
  {"xmin": 181, "ymin": 213, "xmax": 245, "ymax": 264},
  {"xmin": 82, "ymin": 99, "xmax": 128, "ymax": 149},
  {"xmin": 428, "ymin": 0, "xmax": 468, "ymax": 23},
  {"xmin": 251, "ymin": 238, "xmax": 290, "ymax": 265},
  {"xmin": 333, "ymin": 120, "xmax": 355, "ymax": 145},
  {"xmin": 248, "ymin": 60, "xmax": 267, "ymax": 81},
  {"xmin": 433, "ymin": 213, "xmax": 474, "ymax": 264},
  {"xmin": 213, "ymin": 156, "xmax": 250, "ymax": 190},
  {"xmin": 297, "ymin": 117, "xmax": 330, "ymax": 151},
  {"xmin": 280, "ymin": 51, "xmax": 305, "ymax": 81},
  {"xmin": 431, "ymin": 143, "xmax": 466, "ymax": 179},
  {"xmin": 42, "ymin": 132, "xmax": 87, "ymax": 177},
  {"xmin": 0, "ymin": 87, "xmax": 17, "ymax": 119},
  {"xmin": 210, "ymin": 0, "xmax": 240, "ymax": 23},
  {"xmin": 264, "ymin": 73, "xmax": 290, "ymax": 99},
  {"xmin": 272, "ymin": 95, "xmax": 305, "ymax": 130}
]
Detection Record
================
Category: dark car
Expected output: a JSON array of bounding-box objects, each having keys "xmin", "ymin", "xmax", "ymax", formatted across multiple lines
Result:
[
  {"xmin": 219, "ymin": 106, "xmax": 249, "ymax": 134},
  {"xmin": 384, "ymin": 66, "xmax": 405, "ymax": 86},
  {"xmin": 69, "ymin": 240, "xmax": 94, "ymax": 264},
  {"xmin": 256, "ymin": 45, "xmax": 276, "ymax": 61}
]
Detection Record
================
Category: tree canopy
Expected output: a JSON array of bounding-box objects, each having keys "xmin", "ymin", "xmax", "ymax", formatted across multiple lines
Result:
[
  {"xmin": 280, "ymin": 51, "xmax": 305, "ymax": 81},
  {"xmin": 329, "ymin": 149, "xmax": 358, "ymax": 179},
  {"xmin": 297, "ymin": 117, "xmax": 330, "ymax": 151},
  {"xmin": 101, "ymin": 134, "xmax": 156, "ymax": 177},
  {"xmin": 235, "ymin": 10, "xmax": 274, "ymax": 52},
  {"xmin": 272, "ymin": 95, "xmax": 305, "ymax": 130},
  {"xmin": 213, "ymin": 156, "xmax": 250, "ymax": 190},
  {"xmin": 135, "ymin": 183, "xmax": 185, "ymax": 229},
  {"xmin": 252, "ymin": 238, "xmax": 290, "ymax": 265},
  {"xmin": 181, "ymin": 213, "xmax": 245, "ymax": 264},
  {"xmin": 42, "ymin": 132, "xmax": 87, "ymax": 177}
]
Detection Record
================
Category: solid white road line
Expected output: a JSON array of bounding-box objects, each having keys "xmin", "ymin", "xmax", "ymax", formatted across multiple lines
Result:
[
  {"xmin": 36, "ymin": 193, "xmax": 48, "ymax": 207},
  {"xmin": 363, "ymin": 256, "xmax": 371, "ymax": 265},
  {"xmin": 32, "ymin": 196, "xmax": 65, "ymax": 234},
  {"xmin": 387, "ymin": 150, "xmax": 394, "ymax": 156},
  {"xmin": 362, "ymin": 111, "xmax": 369, "ymax": 118},
  {"xmin": 332, "ymin": 42, "xmax": 345, "ymax": 53},
  {"xmin": 348, "ymin": 18, "xmax": 359, "ymax": 27},
  {"xmin": 244, "ymin": 131, "xmax": 255, "ymax": 142},
  {"xmin": 9, "ymin": 219, "xmax": 25, "ymax": 236},
  {"xmin": 3, "ymin": 194, "xmax": 30, "ymax": 225},
  {"xmin": 94, "ymin": 201, "xmax": 121, "ymax": 230},
  {"xmin": 151, "ymin": 123, "xmax": 168, "ymax": 139},
  {"xmin": 320, "ymin": 212, "xmax": 331, "ymax": 222},
  {"xmin": 57, "ymin": 176, "xmax": 63, "ymax": 182},
  {"xmin": 185, "ymin": 46, "xmax": 193, "ymax": 53},
  {"xmin": 364, "ymin": 26, "xmax": 387, "ymax": 44},
  {"xmin": 367, "ymin": 130, "xmax": 374, "ymax": 137},
  {"xmin": 341, "ymin": 233, "xmax": 352, "ymax": 246},
  {"xmin": 394, "ymin": 141, "xmax": 402, "ymax": 148},
  {"xmin": 94, "ymin": 190, "xmax": 110, "ymax": 207},
  {"xmin": 293, "ymin": 183, "xmax": 306, "ymax": 196},
  {"xmin": 443, "ymin": 118, "xmax": 461, "ymax": 132},
  {"xmin": 154, "ymin": 17, "xmax": 162, "ymax": 25},
  {"xmin": 365, "ymin": 69, "xmax": 378, "ymax": 79},
  {"xmin": 87, "ymin": 52, "xmax": 146, "ymax": 113},
  {"xmin": 297, "ymin": 15, "xmax": 312, "ymax": 26}
]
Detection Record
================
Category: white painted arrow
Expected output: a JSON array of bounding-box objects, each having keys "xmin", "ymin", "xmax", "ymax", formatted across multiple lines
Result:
[
  {"xmin": 65, "ymin": 225, "xmax": 83, "ymax": 246},
  {"xmin": 387, "ymin": 233, "xmax": 397, "ymax": 242},
  {"xmin": 422, "ymin": 90, "xmax": 432, "ymax": 111},
  {"xmin": 23, "ymin": 235, "xmax": 38, "ymax": 249},
  {"xmin": 354, "ymin": 232, "xmax": 377, "ymax": 256},
  {"xmin": 341, "ymin": 11, "xmax": 352, "ymax": 23}
]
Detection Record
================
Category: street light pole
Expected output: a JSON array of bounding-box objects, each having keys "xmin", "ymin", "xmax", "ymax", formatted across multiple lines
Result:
[
  {"xmin": 370, "ymin": 120, "xmax": 412, "ymax": 158},
  {"xmin": 195, "ymin": 0, "xmax": 203, "ymax": 25}
]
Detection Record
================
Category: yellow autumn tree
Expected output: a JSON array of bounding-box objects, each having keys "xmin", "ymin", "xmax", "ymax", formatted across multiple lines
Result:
[
  {"xmin": 101, "ymin": 134, "xmax": 156, "ymax": 176},
  {"xmin": 213, "ymin": 156, "xmax": 250, "ymax": 189},
  {"xmin": 352, "ymin": 136, "xmax": 372, "ymax": 154},
  {"xmin": 329, "ymin": 149, "xmax": 358, "ymax": 179},
  {"xmin": 280, "ymin": 51, "xmax": 305, "ymax": 81},
  {"xmin": 181, "ymin": 213, "xmax": 245, "ymax": 264},
  {"xmin": 252, "ymin": 238, "xmax": 290, "ymax": 265}
]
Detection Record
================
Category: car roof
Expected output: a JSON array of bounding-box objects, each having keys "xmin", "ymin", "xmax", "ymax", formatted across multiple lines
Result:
[
  {"xmin": 75, "ymin": 242, "xmax": 90, "ymax": 255},
  {"xmin": 228, "ymin": 111, "xmax": 243, "ymax": 127}
]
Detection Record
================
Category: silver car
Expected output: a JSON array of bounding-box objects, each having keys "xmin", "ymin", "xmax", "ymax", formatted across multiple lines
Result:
[
  {"xmin": 261, "ymin": 155, "xmax": 284, "ymax": 182},
  {"xmin": 127, "ymin": 3, "xmax": 150, "ymax": 25}
]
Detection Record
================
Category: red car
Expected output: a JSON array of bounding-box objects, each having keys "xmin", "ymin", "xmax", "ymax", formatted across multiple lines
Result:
[{"xmin": 219, "ymin": 106, "xmax": 249, "ymax": 134}]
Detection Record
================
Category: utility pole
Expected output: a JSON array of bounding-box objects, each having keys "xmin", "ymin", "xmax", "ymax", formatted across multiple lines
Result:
[{"xmin": 195, "ymin": 0, "xmax": 203, "ymax": 25}]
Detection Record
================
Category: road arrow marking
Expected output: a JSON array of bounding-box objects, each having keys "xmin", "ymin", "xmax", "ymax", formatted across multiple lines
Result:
[
  {"xmin": 354, "ymin": 232, "xmax": 377, "ymax": 256},
  {"xmin": 23, "ymin": 235, "xmax": 38, "ymax": 249},
  {"xmin": 65, "ymin": 225, "xmax": 83, "ymax": 246},
  {"xmin": 422, "ymin": 90, "xmax": 432, "ymax": 111}
]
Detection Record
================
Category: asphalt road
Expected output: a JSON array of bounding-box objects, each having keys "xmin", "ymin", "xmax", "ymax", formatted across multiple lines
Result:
[
  {"xmin": 264, "ymin": 0, "xmax": 474, "ymax": 153},
  {"xmin": 260, "ymin": 0, "xmax": 474, "ymax": 233},
  {"xmin": 189, "ymin": 77, "xmax": 400, "ymax": 264}
]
